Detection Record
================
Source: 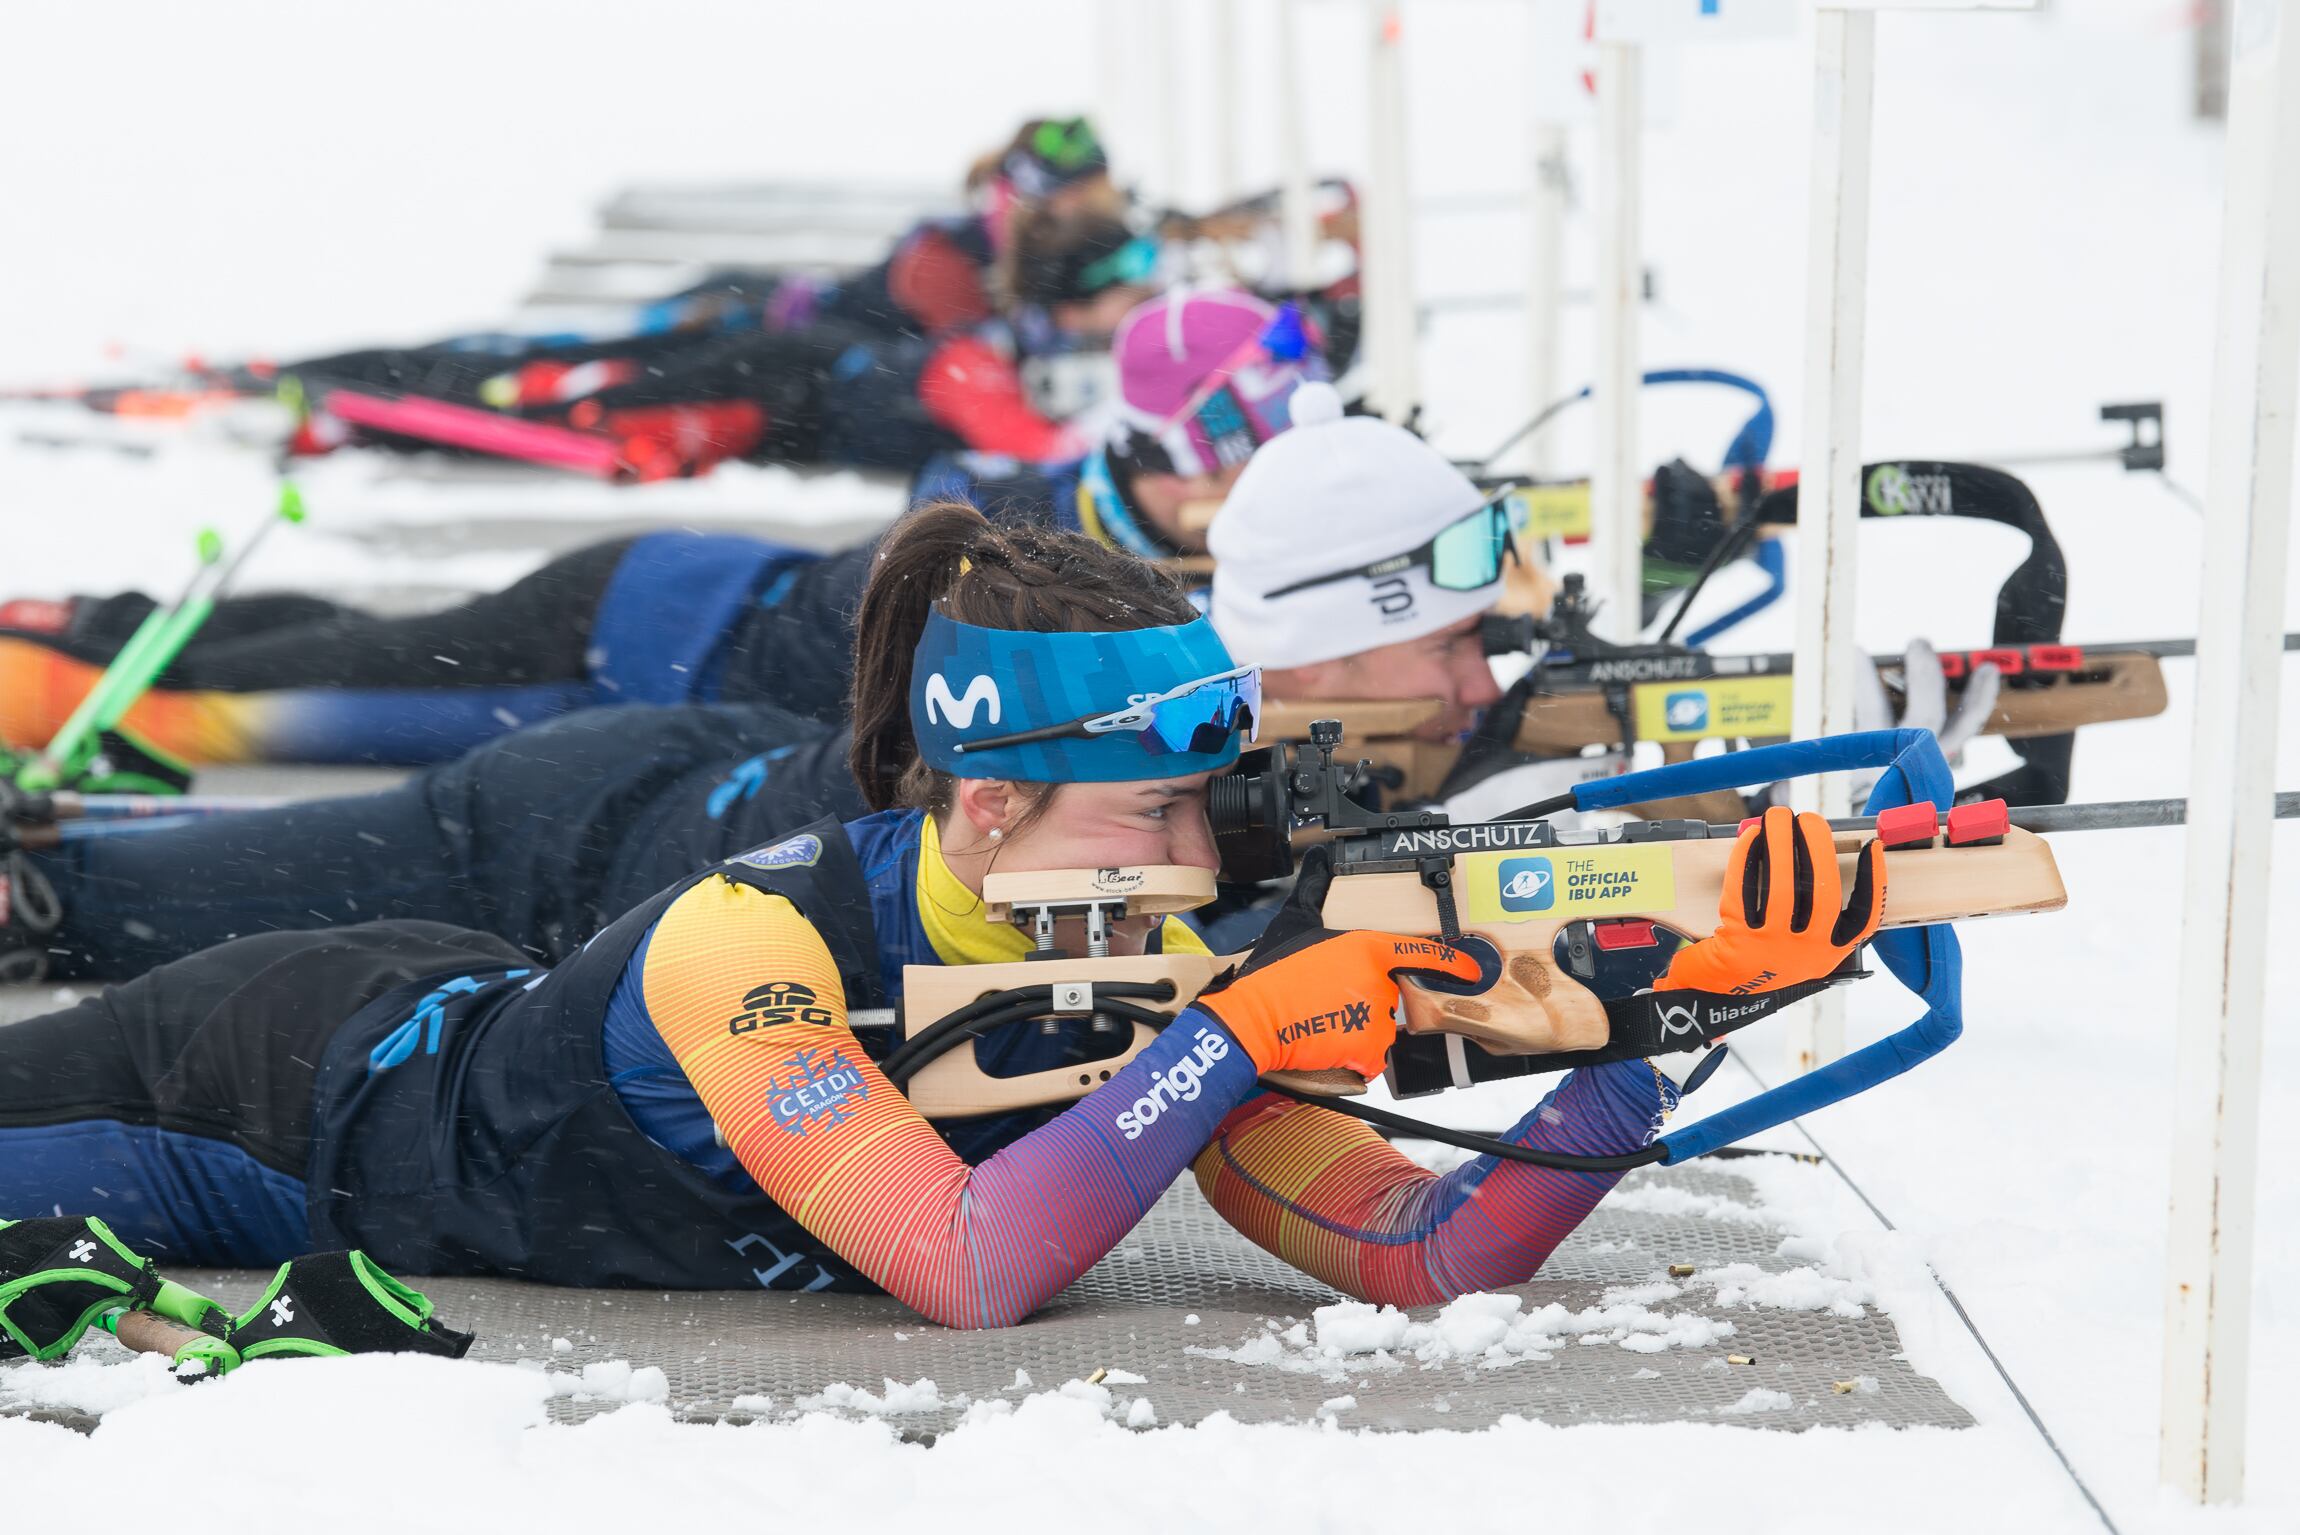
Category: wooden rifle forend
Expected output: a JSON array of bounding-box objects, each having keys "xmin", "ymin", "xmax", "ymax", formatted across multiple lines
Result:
[
  {"xmin": 894, "ymin": 828, "xmax": 2067, "ymax": 1117},
  {"xmin": 1315, "ymin": 825, "xmax": 2060, "ymax": 1056},
  {"xmin": 1509, "ymin": 650, "xmax": 2169, "ymax": 756}
]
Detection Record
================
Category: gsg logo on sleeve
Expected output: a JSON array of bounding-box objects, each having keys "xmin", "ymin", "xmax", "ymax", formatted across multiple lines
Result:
[
  {"xmin": 728, "ymin": 980, "xmax": 837, "ymax": 1034},
  {"xmin": 1497, "ymin": 855, "xmax": 1556, "ymax": 913},
  {"xmin": 924, "ymin": 672, "xmax": 1002, "ymax": 729},
  {"xmin": 1664, "ymin": 691, "xmax": 1709, "ymax": 732}
]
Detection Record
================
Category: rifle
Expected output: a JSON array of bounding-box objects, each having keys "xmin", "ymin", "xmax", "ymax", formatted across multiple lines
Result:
[
  {"xmin": 1478, "ymin": 573, "xmax": 2216, "ymax": 751},
  {"xmin": 879, "ymin": 726, "xmax": 2068, "ymax": 1170}
]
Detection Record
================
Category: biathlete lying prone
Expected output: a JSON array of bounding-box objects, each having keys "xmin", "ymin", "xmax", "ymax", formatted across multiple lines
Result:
[
  {"xmin": 0, "ymin": 503, "xmax": 1884, "ymax": 1326},
  {"xmin": 2, "ymin": 369, "xmax": 1533, "ymax": 981},
  {"xmin": 0, "ymin": 289, "xmax": 1313, "ymax": 769}
]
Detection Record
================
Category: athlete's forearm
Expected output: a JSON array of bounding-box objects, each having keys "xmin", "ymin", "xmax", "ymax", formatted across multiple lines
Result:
[
  {"xmin": 871, "ymin": 1011, "xmax": 1257, "ymax": 1327},
  {"xmin": 1194, "ymin": 1059, "xmax": 1671, "ymax": 1307}
]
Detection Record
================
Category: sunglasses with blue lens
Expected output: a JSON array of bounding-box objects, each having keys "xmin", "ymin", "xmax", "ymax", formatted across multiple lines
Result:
[{"xmin": 951, "ymin": 666, "xmax": 1262, "ymax": 760}]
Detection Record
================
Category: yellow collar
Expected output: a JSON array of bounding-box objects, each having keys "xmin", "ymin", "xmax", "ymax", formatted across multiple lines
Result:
[{"xmin": 916, "ymin": 814, "xmax": 1035, "ymax": 967}]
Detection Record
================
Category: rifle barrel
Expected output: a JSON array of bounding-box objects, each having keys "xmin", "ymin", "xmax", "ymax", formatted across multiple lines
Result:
[
  {"xmin": 1770, "ymin": 632, "xmax": 2299, "ymax": 671},
  {"xmin": 2100, "ymin": 633, "xmax": 2300, "ymax": 661},
  {"xmin": 1797, "ymin": 792, "xmax": 2300, "ymax": 837}
]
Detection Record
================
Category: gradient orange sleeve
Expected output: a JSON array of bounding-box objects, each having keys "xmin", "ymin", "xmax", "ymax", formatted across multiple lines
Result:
[
  {"xmin": 1192, "ymin": 1059, "xmax": 1672, "ymax": 1307},
  {"xmin": 639, "ymin": 874, "xmax": 1265, "ymax": 1329},
  {"xmin": 641, "ymin": 876, "xmax": 980, "ymax": 1312}
]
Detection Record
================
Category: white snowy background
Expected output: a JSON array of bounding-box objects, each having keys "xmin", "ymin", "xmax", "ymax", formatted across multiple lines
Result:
[{"xmin": 2, "ymin": 2, "xmax": 2295, "ymax": 1532}]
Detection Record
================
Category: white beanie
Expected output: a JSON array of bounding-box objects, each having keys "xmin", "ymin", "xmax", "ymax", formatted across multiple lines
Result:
[{"xmin": 1208, "ymin": 382, "xmax": 1498, "ymax": 669}]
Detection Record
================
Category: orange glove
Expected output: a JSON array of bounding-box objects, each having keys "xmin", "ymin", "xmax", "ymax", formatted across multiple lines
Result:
[
  {"xmin": 1192, "ymin": 848, "xmax": 1489, "ymax": 1079},
  {"xmin": 1658, "ymin": 806, "xmax": 1885, "ymax": 996}
]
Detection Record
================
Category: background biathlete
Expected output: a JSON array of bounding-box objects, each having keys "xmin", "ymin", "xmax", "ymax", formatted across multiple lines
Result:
[
  {"xmin": 0, "ymin": 505, "xmax": 1880, "ymax": 1327},
  {"xmin": 0, "ymin": 289, "xmax": 1317, "ymax": 769},
  {"xmin": 0, "ymin": 352, "xmax": 1536, "ymax": 984}
]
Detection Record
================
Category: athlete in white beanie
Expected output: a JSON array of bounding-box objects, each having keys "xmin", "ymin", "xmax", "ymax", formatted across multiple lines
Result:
[{"xmin": 1207, "ymin": 382, "xmax": 1510, "ymax": 742}]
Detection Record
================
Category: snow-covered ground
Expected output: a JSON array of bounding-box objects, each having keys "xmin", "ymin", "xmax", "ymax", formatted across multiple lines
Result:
[{"xmin": 3, "ymin": 2, "xmax": 2295, "ymax": 1531}]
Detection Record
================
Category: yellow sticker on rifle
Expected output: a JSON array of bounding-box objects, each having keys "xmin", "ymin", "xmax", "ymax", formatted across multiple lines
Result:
[
  {"xmin": 1464, "ymin": 844, "xmax": 1677, "ymax": 924},
  {"xmin": 1631, "ymin": 675, "xmax": 1795, "ymax": 742},
  {"xmin": 1507, "ymin": 483, "xmax": 1592, "ymax": 541}
]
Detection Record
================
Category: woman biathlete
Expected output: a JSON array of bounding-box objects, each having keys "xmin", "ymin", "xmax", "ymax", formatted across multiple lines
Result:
[{"xmin": 0, "ymin": 505, "xmax": 1881, "ymax": 1323}]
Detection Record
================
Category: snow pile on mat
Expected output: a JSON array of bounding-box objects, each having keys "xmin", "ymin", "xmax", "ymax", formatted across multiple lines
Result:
[{"xmin": 1188, "ymin": 1289, "xmax": 1736, "ymax": 1380}]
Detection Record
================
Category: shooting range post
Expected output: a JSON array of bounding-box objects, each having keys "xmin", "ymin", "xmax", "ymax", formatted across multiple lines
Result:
[{"xmin": 2160, "ymin": 0, "xmax": 2298, "ymax": 1506}]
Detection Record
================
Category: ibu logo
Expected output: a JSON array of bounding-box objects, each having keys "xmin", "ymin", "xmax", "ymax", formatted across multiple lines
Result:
[
  {"xmin": 1664, "ymin": 691, "xmax": 1710, "ymax": 732},
  {"xmin": 1498, "ymin": 855, "xmax": 1555, "ymax": 913}
]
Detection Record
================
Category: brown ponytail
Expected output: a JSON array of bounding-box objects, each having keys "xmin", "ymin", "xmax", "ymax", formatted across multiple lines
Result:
[{"xmin": 847, "ymin": 500, "xmax": 1199, "ymax": 812}]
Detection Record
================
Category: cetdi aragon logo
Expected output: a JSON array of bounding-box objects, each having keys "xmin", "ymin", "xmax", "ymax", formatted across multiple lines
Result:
[{"xmin": 1498, "ymin": 855, "xmax": 1555, "ymax": 913}]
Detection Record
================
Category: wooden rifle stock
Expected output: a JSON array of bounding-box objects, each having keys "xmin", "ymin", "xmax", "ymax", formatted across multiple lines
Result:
[{"xmin": 894, "ymin": 826, "xmax": 2066, "ymax": 1117}]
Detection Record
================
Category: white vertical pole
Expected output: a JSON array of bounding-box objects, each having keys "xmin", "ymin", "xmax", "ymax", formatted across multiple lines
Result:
[
  {"xmin": 1096, "ymin": 0, "xmax": 1131, "ymax": 166},
  {"xmin": 2160, "ymin": 0, "xmax": 2299, "ymax": 1505},
  {"xmin": 1590, "ymin": 40, "xmax": 1643, "ymax": 640},
  {"xmin": 1524, "ymin": 119, "xmax": 1570, "ymax": 478},
  {"xmin": 1363, "ymin": 0, "xmax": 1420, "ymax": 422},
  {"xmin": 1155, "ymin": 4, "xmax": 1188, "ymax": 207},
  {"xmin": 1213, "ymin": 0, "xmax": 1244, "ymax": 201},
  {"xmin": 1278, "ymin": 0, "xmax": 1320, "ymax": 287},
  {"xmin": 1786, "ymin": 8, "xmax": 1877, "ymax": 1074}
]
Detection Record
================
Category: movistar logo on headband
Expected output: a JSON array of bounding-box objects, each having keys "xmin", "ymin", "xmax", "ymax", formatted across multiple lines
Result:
[
  {"xmin": 909, "ymin": 609, "xmax": 1247, "ymax": 784},
  {"xmin": 924, "ymin": 673, "xmax": 1002, "ymax": 730}
]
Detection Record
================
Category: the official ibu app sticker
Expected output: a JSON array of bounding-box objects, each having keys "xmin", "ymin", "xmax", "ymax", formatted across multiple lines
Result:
[
  {"xmin": 1664, "ymin": 691, "xmax": 1709, "ymax": 732},
  {"xmin": 1468, "ymin": 844, "xmax": 1677, "ymax": 924},
  {"xmin": 1498, "ymin": 855, "xmax": 1556, "ymax": 913}
]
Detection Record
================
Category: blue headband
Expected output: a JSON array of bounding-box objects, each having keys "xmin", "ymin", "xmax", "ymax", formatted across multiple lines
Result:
[{"xmin": 910, "ymin": 610, "xmax": 1244, "ymax": 782}]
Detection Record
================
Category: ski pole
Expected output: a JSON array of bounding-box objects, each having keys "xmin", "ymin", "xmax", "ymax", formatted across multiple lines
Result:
[
  {"xmin": 17, "ymin": 526, "xmax": 223, "ymax": 792},
  {"xmin": 106, "ymin": 1308, "xmax": 240, "ymax": 1380},
  {"xmin": 129, "ymin": 480, "xmax": 308, "ymax": 693},
  {"xmin": 20, "ymin": 482, "xmax": 306, "ymax": 792}
]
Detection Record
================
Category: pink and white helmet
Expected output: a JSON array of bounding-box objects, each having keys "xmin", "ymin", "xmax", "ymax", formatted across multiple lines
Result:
[{"xmin": 1111, "ymin": 289, "xmax": 1326, "ymax": 477}]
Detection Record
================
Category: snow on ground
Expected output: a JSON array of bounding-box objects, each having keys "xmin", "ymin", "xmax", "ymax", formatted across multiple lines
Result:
[
  {"xmin": 0, "ymin": 1351, "xmax": 2099, "ymax": 1535},
  {"xmin": 3, "ymin": 1, "xmax": 2296, "ymax": 1531}
]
